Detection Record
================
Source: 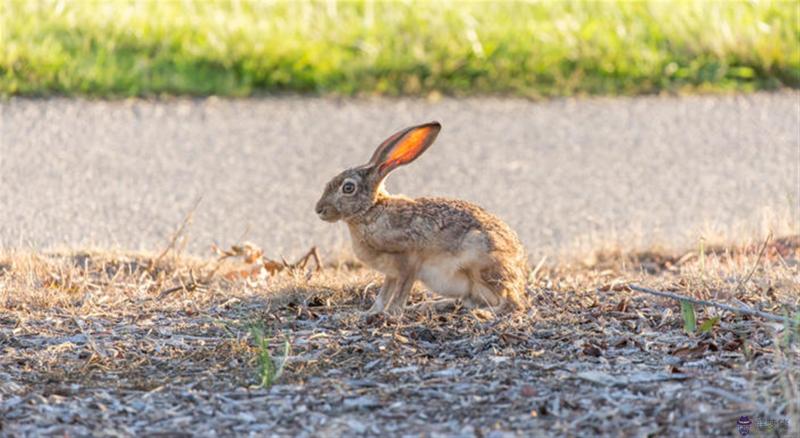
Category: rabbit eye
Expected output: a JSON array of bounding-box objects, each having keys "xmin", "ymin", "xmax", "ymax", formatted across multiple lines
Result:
[{"xmin": 341, "ymin": 180, "xmax": 357, "ymax": 195}]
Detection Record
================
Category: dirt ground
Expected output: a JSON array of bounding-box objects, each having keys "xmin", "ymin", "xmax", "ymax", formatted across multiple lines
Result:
[{"xmin": 1, "ymin": 237, "xmax": 798, "ymax": 437}]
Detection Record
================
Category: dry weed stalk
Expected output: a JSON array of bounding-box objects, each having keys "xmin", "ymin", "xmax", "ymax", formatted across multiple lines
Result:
[
  {"xmin": 627, "ymin": 284, "xmax": 794, "ymax": 324},
  {"xmin": 155, "ymin": 197, "xmax": 203, "ymax": 264},
  {"xmin": 211, "ymin": 242, "xmax": 322, "ymax": 280}
]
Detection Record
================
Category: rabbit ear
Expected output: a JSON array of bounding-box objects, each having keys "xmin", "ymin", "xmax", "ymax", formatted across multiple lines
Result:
[{"xmin": 368, "ymin": 122, "xmax": 441, "ymax": 177}]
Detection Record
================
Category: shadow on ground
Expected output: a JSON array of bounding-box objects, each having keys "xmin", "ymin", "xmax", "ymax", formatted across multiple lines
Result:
[{"xmin": 1, "ymin": 239, "xmax": 798, "ymax": 436}]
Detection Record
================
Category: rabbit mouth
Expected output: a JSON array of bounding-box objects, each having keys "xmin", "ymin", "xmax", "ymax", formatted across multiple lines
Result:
[
  {"xmin": 318, "ymin": 212, "xmax": 339, "ymax": 222},
  {"xmin": 316, "ymin": 207, "xmax": 340, "ymax": 222},
  {"xmin": 315, "ymin": 201, "xmax": 341, "ymax": 222}
]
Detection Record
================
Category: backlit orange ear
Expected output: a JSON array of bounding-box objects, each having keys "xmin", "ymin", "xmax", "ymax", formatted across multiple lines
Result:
[
  {"xmin": 379, "ymin": 125, "xmax": 438, "ymax": 173},
  {"xmin": 369, "ymin": 122, "xmax": 441, "ymax": 176}
]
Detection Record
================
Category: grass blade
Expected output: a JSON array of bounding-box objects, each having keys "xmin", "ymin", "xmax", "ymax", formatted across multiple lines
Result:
[
  {"xmin": 699, "ymin": 316, "xmax": 720, "ymax": 334},
  {"xmin": 681, "ymin": 300, "xmax": 697, "ymax": 334},
  {"xmin": 248, "ymin": 324, "xmax": 290, "ymax": 388}
]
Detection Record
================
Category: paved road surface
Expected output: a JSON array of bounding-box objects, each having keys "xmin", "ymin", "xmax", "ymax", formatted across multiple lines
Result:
[{"xmin": 1, "ymin": 93, "xmax": 798, "ymax": 259}]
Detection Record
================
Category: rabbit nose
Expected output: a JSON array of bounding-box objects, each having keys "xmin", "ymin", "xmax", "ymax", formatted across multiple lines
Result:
[{"xmin": 315, "ymin": 204, "xmax": 327, "ymax": 215}]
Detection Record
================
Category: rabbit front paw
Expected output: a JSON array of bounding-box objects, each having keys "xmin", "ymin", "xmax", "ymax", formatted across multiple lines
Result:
[
  {"xmin": 364, "ymin": 305, "xmax": 384, "ymax": 317},
  {"xmin": 360, "ymin": 304, "xmax": 404, "ymax": 323}
]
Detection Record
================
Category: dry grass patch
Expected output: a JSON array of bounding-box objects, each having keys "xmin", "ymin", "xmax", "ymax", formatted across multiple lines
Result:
[{"xmin": 0, "ymin": 237, "xmax": 798, "ymax": 436}]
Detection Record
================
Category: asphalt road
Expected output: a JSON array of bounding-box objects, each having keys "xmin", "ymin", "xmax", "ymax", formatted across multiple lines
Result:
[{"xmin": 1, "ymin": 93, "xmax": 798, "ymax": 259}]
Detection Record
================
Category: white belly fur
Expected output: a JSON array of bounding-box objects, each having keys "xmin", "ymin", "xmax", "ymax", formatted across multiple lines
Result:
[
  {"xmin": 417, "ymin": 229, "xmax": 488, "ymax": 299},
  {"xmin": 418, "ymin": 252, "xmax": 473, "ymax": 298}
]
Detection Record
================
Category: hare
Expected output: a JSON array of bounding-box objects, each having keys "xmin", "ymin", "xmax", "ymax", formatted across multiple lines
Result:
[{"xmin": 315, "ymin": 122, "xmax": 528, "ymax": 316}]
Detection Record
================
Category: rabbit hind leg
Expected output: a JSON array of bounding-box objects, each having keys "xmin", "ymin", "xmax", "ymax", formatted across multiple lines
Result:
[
  {"xmin": 464, "ymin": 266, "xmax": 521, "ymax": 313},
  {"xmin": 408, "ymin": 298, "xmax": 459, "ymax": 313},
  {"xmin": 465, "ymin": 279, "xmax": 505, "ymax": 309}
]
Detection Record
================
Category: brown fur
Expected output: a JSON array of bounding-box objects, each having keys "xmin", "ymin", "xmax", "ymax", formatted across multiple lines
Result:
[{"xmin": 315, "ymin": 122, "xmax": 529, "ymax": 316}]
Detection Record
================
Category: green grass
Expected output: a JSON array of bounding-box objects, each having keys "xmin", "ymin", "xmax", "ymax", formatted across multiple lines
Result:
[
  {"xmin": 249, "ymin": 323, "xmax": 290, "ymax": 388},
  {"xmin": 1, "ymin": 0, "xmax": 798, "ymax": 98}
]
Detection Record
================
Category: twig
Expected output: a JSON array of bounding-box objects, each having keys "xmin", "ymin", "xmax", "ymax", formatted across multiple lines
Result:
[
  {"xmin": 698, "ymin": 387, "xmax": 765, "ymax": 411},
  {"xmin": 627, "ymin": 284, "xmax": 791, "ymax": 324},
  {"xmin": 155, "ymin": 197, "xmax": 203, "ymax": 264},
  {"xmin": 159, "ymin": 270, "xmax": 204, "ymax": 298},
  {"xmin": 269, "ymin": 246, "xmax": 322, "ymax": 273},
  {"xmin": 735, "ymin": 232, "xmax": 772, "ymax": 293},
  {"xmin": 294, "ymin": 246, "xmax": 322, "ymax": 272},
  {"xmin": 72, "ymin": 316, "xmax": 107, "ymax": 360},
  {"xmin": 213, "ymin": 243, "xmax": 323, "ymax": 278},
  {"xmin": 529, "ymin": 255, "xmax": 547, "ymax": 282}
]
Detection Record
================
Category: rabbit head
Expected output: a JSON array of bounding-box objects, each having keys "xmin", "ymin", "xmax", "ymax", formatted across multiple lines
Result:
[{"xmin": 315, "ymin": 122, "xmax": 441, "ymax": 222}]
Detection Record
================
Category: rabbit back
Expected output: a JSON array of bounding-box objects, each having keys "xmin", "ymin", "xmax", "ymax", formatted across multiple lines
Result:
[{"xmin": 349, "ymin": 195, "xmax": 528, "ymax": 310}]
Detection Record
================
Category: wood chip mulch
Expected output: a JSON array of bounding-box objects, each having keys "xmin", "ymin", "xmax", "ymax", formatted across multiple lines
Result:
[{"xmin": 1, "ymin": 238, "xmax": 798, "ymax": 437}]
